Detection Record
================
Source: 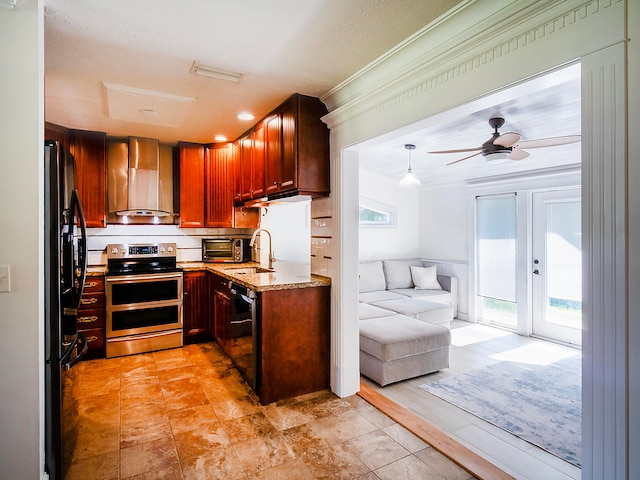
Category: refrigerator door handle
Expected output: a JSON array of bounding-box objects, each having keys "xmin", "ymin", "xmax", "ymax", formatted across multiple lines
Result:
[{"xmin": 61, "ymin": 332, "xmax": 88, "ymax": 370}]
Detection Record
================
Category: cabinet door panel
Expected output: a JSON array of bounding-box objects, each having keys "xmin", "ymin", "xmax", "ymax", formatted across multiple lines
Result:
[
  {"xmin": 179, "ymin": 143, "xmax": 205, "ymax": 228},
  {"xmin": 265, "ymin": 113, "xmax": 282, "ymax": 195},
  {"xmin": 251, "ymin": 123, "xmax": 266, "ymax": 199},
  {"xmin": 183, "ymin": 271, "xmax": 210, "ymax": 343},
  {"xmin": 206, "ymin": 144, "xmax": 234, "ymax": 228},
  {"xmin": 71, "ymin": 130, "xmax": 107, "ymax": 227}
]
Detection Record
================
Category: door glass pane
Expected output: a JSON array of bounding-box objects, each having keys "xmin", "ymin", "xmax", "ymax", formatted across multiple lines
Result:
[
  {"xmin": 546, "ymin": 201, "xmax": 582, "ymax": 328},
  {"xmin": 476, "ymin": 195, "xmax": 517, "ymax": 326}
]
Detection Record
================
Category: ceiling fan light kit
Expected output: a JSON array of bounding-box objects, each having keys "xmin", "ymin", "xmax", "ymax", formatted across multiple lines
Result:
[
  {"xmin": 399, "ymin": 144, "xmax": 421, "ymax": 187},
  {"xmin": 428, "ymin": 116, "xmax": 580, "ymax": 166}
]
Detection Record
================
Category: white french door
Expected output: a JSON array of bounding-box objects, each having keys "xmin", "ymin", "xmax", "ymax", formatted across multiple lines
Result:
[{"xmin": 531, "ymin": 188, "xmax": 582, "ymax": 346}]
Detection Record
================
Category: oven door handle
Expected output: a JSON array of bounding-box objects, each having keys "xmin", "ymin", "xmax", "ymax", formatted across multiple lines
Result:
[{"xmin": 106, "ymin": 272, "xmax": 183, "ymax": 284}]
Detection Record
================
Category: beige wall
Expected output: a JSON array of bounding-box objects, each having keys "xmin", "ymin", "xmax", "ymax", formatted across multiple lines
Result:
[{"xmin": 0, "ymin": 0, "xmax": 44, "ymax": 477}]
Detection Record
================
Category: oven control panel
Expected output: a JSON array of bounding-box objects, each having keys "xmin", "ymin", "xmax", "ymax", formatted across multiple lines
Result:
[{"xmin": 107, "ymin": 243, "xmax": 176, "ymax": 259}]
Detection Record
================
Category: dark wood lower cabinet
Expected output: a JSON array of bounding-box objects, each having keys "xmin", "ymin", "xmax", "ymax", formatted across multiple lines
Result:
[
  {"xmin": 78, "ymin": 276, "xmax": 105, "ymax": 360},
  {"xmin": 183, "ymin": 271, "xmax": 212, "ymax": 344},
  {"xmin": 258, "ymin": 286, "xmax": 330, "ymax": 404}
]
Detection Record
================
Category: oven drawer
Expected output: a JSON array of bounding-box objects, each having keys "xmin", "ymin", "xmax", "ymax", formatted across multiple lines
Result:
[{"xmin": 107, "ymin": 303, "xmax": 183, "ymax": 337}]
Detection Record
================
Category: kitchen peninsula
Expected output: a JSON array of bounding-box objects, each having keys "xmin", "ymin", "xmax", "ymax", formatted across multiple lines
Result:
[{"xmin": 181, "ymin": 261, "xmax": 331, "ymax": 405}]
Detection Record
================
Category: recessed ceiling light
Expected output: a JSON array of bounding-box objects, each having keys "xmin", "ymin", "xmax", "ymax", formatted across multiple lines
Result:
[
  {"xmin": 214, "ymin": 135, "xmax": 228, "ymax": 142},
  {"xmin": 237, "ymin": 112, "xmax": 254, "ymax": 121},
  {"xmin": 190, "ymin": 61, "xmax": 243, "ymax": 82}
]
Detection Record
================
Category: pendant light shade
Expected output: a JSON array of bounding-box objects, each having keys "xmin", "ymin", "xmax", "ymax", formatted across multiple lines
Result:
[{"xmin": 399, "ymin": 144, "xmax": 420, "ymax": 187}]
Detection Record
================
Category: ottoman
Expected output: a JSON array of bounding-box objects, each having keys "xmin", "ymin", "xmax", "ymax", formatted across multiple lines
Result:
[
  {"xmin": 359, "ymin": 314, "xmax": 451, "ymax": 386},
  {"xmin": 370, "ymin": 298, "xmax": 453, "ymax": 328}
]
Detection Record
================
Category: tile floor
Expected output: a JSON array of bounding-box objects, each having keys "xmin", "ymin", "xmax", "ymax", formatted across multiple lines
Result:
[{"xmin": 65, "ymin": 342, "xmax": 476, "ymax": 479}]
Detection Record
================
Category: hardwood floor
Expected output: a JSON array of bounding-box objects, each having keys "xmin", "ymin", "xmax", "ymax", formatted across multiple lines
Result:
[{"xmin": 361, "ymin": 319, "xmax": 582, "ymax": 480}]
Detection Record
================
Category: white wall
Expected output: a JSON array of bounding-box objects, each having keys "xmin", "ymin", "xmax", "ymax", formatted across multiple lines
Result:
[
  {"xmin": 0, "ymin": 1, "xmax": 43, "ymax": 477},
  {"xmin": 418, "ymin": 183, "xmax": 468, "ymax": 261},
  {"xmin": 359, "ymin": 168, "xmax": 419, "ymax": 260},
  {"xmin": 258, "ymin": 200, "xmax": 311, "ymax": 264}
]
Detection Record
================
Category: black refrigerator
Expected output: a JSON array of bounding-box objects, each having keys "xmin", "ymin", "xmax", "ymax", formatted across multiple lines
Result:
[{"xmin": 44, "ymin": 140, "xmax": 89, "ymax": 480}]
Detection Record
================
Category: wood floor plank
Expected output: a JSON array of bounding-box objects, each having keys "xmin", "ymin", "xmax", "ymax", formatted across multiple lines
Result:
[{"xmin": 358, "ymin": 382, "xmax": 516, "ymax": 480}]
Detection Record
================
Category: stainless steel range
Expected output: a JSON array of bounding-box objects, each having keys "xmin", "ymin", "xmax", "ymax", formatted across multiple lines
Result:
[{"xmin": 105, "ymin": 243, "xmax": 183, "ymax": 358}]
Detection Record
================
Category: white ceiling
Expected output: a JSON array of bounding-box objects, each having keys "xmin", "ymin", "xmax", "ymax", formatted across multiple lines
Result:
[
  {"xmin": 43, "ymin": 0, "xmax": 463, "ymax": 144},
  {"xmin": 43, "ymin": 0, "xmax": 581, "ymax": 188},
  {"xmin": 356, "ymin": 63, "xmax": 582, "ymax": 187}
]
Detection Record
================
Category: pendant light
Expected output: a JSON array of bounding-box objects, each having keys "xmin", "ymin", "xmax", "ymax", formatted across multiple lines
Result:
[{"xmin": 398, "ymin": 144, "xmax": 420, "ymax": 187}]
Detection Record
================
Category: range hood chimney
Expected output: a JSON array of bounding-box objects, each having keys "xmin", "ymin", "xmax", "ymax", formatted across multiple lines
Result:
[{"xmin": 107, "ymin": 137, "xmax": 175, "ymax": 217}]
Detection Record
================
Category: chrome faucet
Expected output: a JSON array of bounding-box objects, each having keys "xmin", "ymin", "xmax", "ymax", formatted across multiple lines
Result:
[{"xmin": 250, "ymin": 228, "xmax": 275, "ymax": 269}]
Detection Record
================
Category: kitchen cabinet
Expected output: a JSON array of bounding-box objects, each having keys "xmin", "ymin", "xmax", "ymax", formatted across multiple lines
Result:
[
  {"xmin": 70, "ymin": 129, "xmax": 107, "ymax": 228},
  {"xmin": 183, "ymin": 270, "xmax": 212, "ymax": 344},
  {"xmin": 178, "ymin": 142, "xmax": 206, "ymax": 228},
  {"xmin": 78, "ymin": 276, "xmax": 105, "ymax": 359},
  {"xmin": 209, "ymin": 272, "xmax": 231, "ymax": 352},
  {"xmin": 258, "ymin": 285, "xmax": 330, "ymax": 404},
  {"xmin": 264, "ymin": 94, "xmax": 329, "ymax": 199},
  {"xmin": 235, "ymin": 128, "xmax": 265, "ymax": 203},
  {"xmin": 45, "ymin": 122, "xmax": 70, "ymax": 152},
  {"xmin": 205, "ymin": 143, "xmax": 235, "ymax": 228}
]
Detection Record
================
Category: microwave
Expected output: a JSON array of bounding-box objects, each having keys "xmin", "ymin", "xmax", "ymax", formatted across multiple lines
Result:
[{"xmin": 202, "ymin": 237, "xmax": 252, "ymax": 263}]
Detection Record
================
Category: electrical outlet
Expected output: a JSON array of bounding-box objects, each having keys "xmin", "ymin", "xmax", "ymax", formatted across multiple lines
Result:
[{"xmin": 0, "ymin": 265, "xmax": 11, "ymax": 293}]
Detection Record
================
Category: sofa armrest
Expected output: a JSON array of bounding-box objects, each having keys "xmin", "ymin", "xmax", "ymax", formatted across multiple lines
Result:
[{"xmin": 437, "ymin": 274, "xmax": 458, "ymax": 318}]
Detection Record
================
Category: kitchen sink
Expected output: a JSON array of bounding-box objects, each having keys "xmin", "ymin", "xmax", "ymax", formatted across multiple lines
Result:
[{"xmin": 225, "ymin": 267, "xmax": 274, "ymax": 275}]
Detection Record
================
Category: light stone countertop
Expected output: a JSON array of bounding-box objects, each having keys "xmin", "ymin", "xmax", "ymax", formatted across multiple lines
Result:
[
  {"xmin": 87, "ymin": 261, "xmax": 329, "ymax": 292},
  {"xmin": 179, "ymin": 261, "xmax": 331, "ymax": 292}
]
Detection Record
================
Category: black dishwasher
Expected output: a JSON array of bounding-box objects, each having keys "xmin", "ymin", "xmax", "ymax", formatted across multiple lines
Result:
[{"xmin": 228, "ymin": 283, "xmax": 258, "ymax": 390}]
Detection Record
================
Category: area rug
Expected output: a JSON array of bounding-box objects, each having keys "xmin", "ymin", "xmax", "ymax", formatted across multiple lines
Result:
[{"xmin": 419, "ymin": 356, "xmax": 581, "ymax": 466}]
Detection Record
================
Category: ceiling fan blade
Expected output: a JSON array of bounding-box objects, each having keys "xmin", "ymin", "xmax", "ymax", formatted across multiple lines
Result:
[
  {"xmin": 516, "ymin": 134, "xmax": 581, "ymax": 149},
  {"xmin": 509, "ymin": 148, "xmax": 530, "ymax": 160},
  {"xmin": 494, "ymin": 132, "xmax": 521, "ymax": 147},
  {"xmin": 447, "ymin": 151, "xmax": 482, "ymax": 165},
  {"xmin": 428, "ymin": 147, "xmax": 482, "ymax": 154}
]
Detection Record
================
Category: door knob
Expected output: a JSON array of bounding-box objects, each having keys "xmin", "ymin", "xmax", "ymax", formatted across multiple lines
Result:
[
  {"xmin": 533, "ymin": 269, "xmax": 540, "ymax": 275},
  {"xmin": 533, "ymin": 259, "xmax": 539, "ymax": 264}
]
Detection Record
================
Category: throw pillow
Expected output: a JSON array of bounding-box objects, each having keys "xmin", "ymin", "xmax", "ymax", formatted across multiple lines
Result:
[{"xmin": 410, "ymin": 265, "xmax": 442, "ymax": 290}]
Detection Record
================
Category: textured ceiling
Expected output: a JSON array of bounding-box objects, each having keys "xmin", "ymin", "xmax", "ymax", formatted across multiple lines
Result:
[{"xmin": 44, "ymin": 0, "xmax": 463, "ymax": 145}]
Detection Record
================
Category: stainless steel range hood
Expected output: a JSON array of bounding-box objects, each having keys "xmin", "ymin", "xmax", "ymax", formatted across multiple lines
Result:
[{"xmin": 107, "ymin": 137, "xmax": 175, "ymax": 218}]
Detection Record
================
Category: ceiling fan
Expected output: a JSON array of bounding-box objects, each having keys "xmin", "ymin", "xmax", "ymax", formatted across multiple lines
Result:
[{"xmin": 429, "ymin": 116, "xmax": 581, "ymax": 165}]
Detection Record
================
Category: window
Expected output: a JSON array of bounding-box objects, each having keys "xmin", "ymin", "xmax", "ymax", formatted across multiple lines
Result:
[{"xmin": 359, "ymin": 198, "xmax": 396, "ymax": 227}]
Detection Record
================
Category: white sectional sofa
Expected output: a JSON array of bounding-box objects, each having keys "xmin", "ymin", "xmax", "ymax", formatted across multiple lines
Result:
[{"xmin": 358, "ymin": 259, "xmax": 457, "ymax": 386}]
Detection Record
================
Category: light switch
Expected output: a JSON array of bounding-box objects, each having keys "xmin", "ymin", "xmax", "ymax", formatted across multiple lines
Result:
[{"xmin": 0, "ymin": 265, "xmax": 10, "ymax": 293}]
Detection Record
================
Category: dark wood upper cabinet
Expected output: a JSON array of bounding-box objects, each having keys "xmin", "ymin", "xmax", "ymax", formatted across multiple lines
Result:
[
  {"xmin": 45, "ymin": 122, "xmax": 70, "ymax": 153},
  {"xmin": 70, "ymin": 129, "xmax": 107, "ymax": 228},
  {"xmin": 178, "ymin": 142, "xmax": 206, "ymax": 228},
  {"xmin": 264, "ymin": 94, "xmax": 329, "ymax": 199},
  {"xmin": 205, "ymin": 143, "xmax": 234, "ymax": 228}
]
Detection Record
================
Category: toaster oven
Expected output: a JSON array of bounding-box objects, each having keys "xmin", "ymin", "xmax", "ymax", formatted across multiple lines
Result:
[{"xmin": 202, "ymin": 237, "xmax": 252, "ymax": 263}]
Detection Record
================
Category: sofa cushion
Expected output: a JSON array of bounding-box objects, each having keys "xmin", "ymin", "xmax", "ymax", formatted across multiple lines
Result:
[
  {"xmin": 370, "ymin": 298, "xmax": 453, "ymax": 327},
  {"xmin": 359, "ymin": 315, "xmax": 451, "ymax": 361},
  {"xmin": 359, "ymin": 303, "xmax": 398, "ymax": 320},
  {"xmin": 359, "ymin": 290, "xmax": 407, "ymax": 303},
  {"xmin": 359, "ymin": 260, "xmax": 386, "ymax": 293},
  {"xmin": 410, "ymin": 265, "xmax": 442, "ymax": 290},
  {"xmin": 383, "ymin": 259, "xmax": 423, "ymax": 289},
  {"xmin": 390, "ymin": 288, "xmax": 451, "ymax": 304}
]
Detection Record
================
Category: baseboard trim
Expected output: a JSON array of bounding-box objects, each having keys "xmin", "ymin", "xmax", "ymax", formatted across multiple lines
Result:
[{"xmin": 358, "ymin": 382, "xmax": 515, "ymax": 480}]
